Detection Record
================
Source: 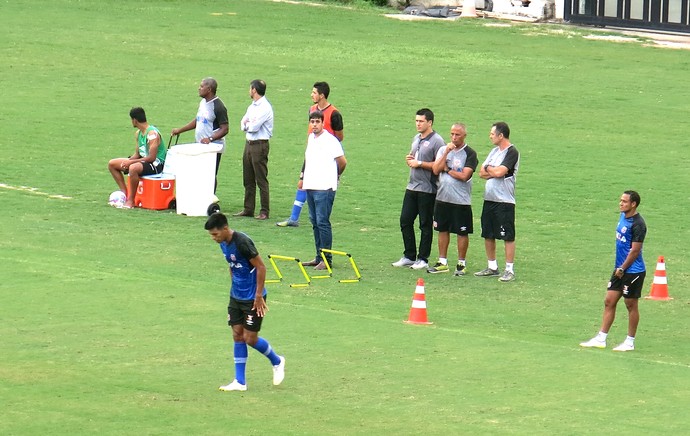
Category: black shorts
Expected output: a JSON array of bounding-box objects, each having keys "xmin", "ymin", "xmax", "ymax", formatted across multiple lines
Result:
[
  {"xmin": 480, "ymin": 201, "xmax": 515, "ymax": 241},
  {"xmin": 228, "ymin": 296, "xmax": 266, "ymax": 332},
  {"xmin": 608, "ymin": 271, "xmax": 646, "ymax": 299},
  {"xmin": 141, "ymin": 161, "xmax": 164, "ymax": 176},
  {"xmin": 126, "ymin": 160, "xmax": 163, "ymax": 176},
  {"xmin": 433, "ymin": 201, "xmax": 473, "ymax": 235}
]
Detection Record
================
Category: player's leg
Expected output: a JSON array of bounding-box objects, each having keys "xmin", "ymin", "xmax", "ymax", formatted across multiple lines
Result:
[
  {"xmin": 277, "ymin": 188, "xmax": 306, "ymax": 227},
  {"xmin": 601, "ymin": 290, "xmax": 622, "ymax": 333},
  {"xmin": 416, "ymin": 192, "xmax": 435, "ymax": 267},
  {"xmin": 108, "ymin": 158, "xmax": 129, "ymax": 193},
  {"xmin": 242, "ymin": 299, "xmax": 285, "ymax": 385},
  {"xmin": 457, "ymin": 234, "xmax": 469, "ymax": 260},
  {"xmin": 500, "ymin": 203, "xmax": 516, "ymax": 281},
  {"xmin": 475, "ymin": 201, "xmax": 499, "ymax": 276},
  {"xmin": 125, "ymin": 162, "xmax": 144, "ymax": 207},
  {"xmin": 438, "ymin": 231, "xmax": 450, "ymax": 259},
  {"xmin": 614, "ymin": 273, "xmax": 644, "ymax": 351},
  {"xmin": 581, "ymin": 274, "xmax": 624, "ymax": 348},
  {"xmin": 231, "ymin": 324, "xmax": 249, "ymax": 386},
  {"xmin": 395, "ymin": 190, "xmax": 418, "ymax": 265},
  {"xmin": 220, "ymin": 300, "xmax": 249, "ymax": 391}
]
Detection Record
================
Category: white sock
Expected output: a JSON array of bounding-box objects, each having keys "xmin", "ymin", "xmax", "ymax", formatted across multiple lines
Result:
[
  {"xmin": 596, "ymin": 331, "xmax": 608, "ymax": 342},
  {"xmin": 458, "ymin": 259, "xmax": 466, "ymax": 266},
  {"xmin": 439, "ymin": 258, "xmax": 447, "ymax": 265},
  {"xmin": 488, "ymin": 260, "xmax": 498, "ymax": 270},
  {"xmin": 625, "ymin": 335, "xmax": 635, "ymax": 344},
  {"xmin": 505, "ymin": 262, "xmax": 514, "ymax": 273}
]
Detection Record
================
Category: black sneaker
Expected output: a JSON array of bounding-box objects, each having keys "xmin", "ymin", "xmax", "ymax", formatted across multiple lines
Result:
[{"xmin": 454, "ymin": 264, "xmax": 466, "ymax": 276}]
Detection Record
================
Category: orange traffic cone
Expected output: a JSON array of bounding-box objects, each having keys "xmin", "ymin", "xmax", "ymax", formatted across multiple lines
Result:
[
  {"xmin": 645, "ymin": 256, "xmax": 673, "ymax": 300},
  {"xmin": 461, "ymin": 0, "xmax": 478, "ymax": 18},
  {"xmin": 404, "ymin": 278, "xmax": 433, "ymax": 325}
]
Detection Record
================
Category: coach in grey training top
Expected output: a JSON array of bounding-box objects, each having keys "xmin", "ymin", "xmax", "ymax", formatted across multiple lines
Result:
[{"xmin": 474, "ymin": 121, "xmax": 520, "ymax": 282}]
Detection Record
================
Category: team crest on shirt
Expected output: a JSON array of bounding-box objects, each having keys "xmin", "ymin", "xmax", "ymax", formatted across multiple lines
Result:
[{"xmin": 620, "ymin": 226, "xmax": 628, "ymax": 234}]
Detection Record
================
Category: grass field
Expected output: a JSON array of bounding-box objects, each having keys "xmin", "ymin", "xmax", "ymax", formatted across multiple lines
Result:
[{"xmin": 2, "ymin": 0, "xmax": 690, "ymax": 434}]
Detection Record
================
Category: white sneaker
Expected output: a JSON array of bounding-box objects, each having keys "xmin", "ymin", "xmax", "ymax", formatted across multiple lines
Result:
[
  {"xmin": 410, "ymin": 260, "xmax": 428, "ymax": 270},
  {"xmin": 579, "ymin": 337, "xmax": 606, "ymax": 349},
  {"xmin": 613, "ymin": 342, "xmax": 635, "ymax": 352},
  {"xmin": 392, "ymin": 257, "xmax": 415, "ymax": 267},
  {"xmin": 219, "ymin": 379, "xmax": 247, "ymax": 391},
  {"xmin": 273, "ymin": 356, "xmax": 286, "ymax": 385}
]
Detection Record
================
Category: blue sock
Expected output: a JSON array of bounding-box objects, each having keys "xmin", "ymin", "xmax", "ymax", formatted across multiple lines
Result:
[
  {"xmin": 289, "ymin": 189, "xmax": 307, "ymax": 222},
  {"xmin": 234, "ymin": 342, "xmax": 248, "ymax": 385},
  {"xmin": 251, "ymin": 337, "xmax": 281, "ymax": 366}
]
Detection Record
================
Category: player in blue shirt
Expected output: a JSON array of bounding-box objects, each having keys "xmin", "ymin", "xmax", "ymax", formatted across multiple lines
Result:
[
  {"xmin": 580, "ymin": 191, "xmax": 647, "ymax": 352},
  {"xmin": 205, "ymin": 213, "xmax": 285, "ymax": 391}
]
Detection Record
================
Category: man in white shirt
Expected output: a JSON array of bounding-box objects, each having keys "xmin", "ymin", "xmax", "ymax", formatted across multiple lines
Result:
[
  {"xmin": 171, "ymin": 77, "xmax": 229, "ymax": 193},
  {"xmin": 300, "ymin": 111, "xmax": 347, "ymax": 270},
  {"xmin": 235, "ymin": 79, "xmax": 274, "ymax": 220}
]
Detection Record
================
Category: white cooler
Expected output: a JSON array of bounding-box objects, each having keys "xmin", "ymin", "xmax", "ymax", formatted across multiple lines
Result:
[{"xmin": 165, "ymin": 143, "xmax": 222, "ymax": 216}]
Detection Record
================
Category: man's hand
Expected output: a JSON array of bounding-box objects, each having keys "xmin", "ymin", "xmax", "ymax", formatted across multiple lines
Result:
[
  {"xmin": 252, "ymin": 296, "xmax": 267, "ymax": 317},
  {"xmin": 406, "ymin": 155, "xmax": 420, "ymax": 168},
  {"xmin": 614, "ymin": 267, "xmax": 625, "ymax": 278}
]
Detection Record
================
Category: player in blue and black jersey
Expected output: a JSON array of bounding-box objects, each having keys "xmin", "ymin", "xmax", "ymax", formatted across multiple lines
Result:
[
  {"xmin": 205, "ymin": 213, "xmax": 285, "ymax": 391},
  {"xmin": 580, "ymin": 191, "xmax": 647, "ymax": 352}
]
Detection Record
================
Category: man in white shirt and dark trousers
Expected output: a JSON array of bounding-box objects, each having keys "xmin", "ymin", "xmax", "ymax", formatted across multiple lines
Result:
[
  {"xmin": 300, "ymin": 111, "xmax": 347, "ymax": 271},
  {"xmin": 235, "ymin": 79, "xmax": 274, "ymax": 220}
]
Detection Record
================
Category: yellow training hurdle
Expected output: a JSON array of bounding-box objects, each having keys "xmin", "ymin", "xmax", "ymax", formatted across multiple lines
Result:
[
  {"xmin": 266, "ymin": 254, "xmax": 311, "ymax": 288},
  {"xmin": 319, "ymin": 249, "xmax": 362, "ymax": 283}
]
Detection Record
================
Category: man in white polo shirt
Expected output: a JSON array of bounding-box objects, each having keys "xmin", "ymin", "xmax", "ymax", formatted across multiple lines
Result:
[{"xmin": 300, "ymin": 110, "xmax": 347, "ymax": 271}]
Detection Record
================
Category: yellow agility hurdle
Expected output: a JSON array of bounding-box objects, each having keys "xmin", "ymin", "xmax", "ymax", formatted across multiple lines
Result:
[
  {"xmin": 266, "ymin": 254, "xmax": 311, "ymax": 288},
  {"xmin": 319, "ymin": 249, "xmax": 362, "ymax": 283}
]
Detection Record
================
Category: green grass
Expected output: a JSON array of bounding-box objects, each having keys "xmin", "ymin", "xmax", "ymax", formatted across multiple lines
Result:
[{"xmin": 2, "ymin": 0, "xmax": 690, "ymax": 434}]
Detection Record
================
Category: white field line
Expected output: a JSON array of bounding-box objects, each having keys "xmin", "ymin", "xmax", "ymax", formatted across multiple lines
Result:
[{"xmin": 0, "ymin": 183, "xmax": 72, "ymax": 200}]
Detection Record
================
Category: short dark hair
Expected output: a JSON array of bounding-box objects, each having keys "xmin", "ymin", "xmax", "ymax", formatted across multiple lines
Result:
[
  {"xmin": 309, "ymin": 110, "xmax": 324, "ymax": 121},
  {"xmin": 313, "ymin": 81, "xmax": 330, "ymax": 99},
  {"xmin": 416, "ymin": 108, "xmax": 434, "ymax": 124},
  {"xmin": 250, "ymin": 79, "xmax": 266, "ymax": 96},
  {"xmin": 129, "ymin": 107, "xmax": 146, "ymax": 123},
  {"xmin": 202, "ymin": 77, "xmax": 218, "ymax": 93},
  {"xmin": 492, "ymin": 121, "xmax": 510, "ymax": 139},
  {"xmin": 204, "ymin": 212, "xmax": 228, "ymax": 230},
  {"xmin": 624, "ymin": 190, "xmax": 641, "ymax": 207}
]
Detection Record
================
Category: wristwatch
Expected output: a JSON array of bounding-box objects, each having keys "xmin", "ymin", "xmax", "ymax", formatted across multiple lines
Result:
[{"xmin": 417, "ymin": 160, "xmax": 422, "ymax": 168}]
